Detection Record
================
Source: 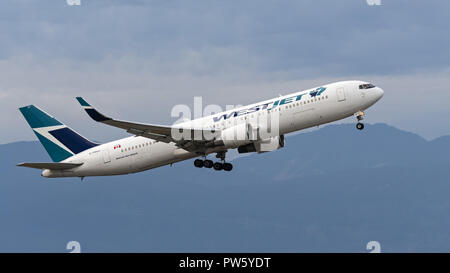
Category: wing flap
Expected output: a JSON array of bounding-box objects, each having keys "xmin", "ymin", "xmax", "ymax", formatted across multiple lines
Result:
[{"xmin": 17, "ymin": 162, "xmax": 83, "ymax": 170}]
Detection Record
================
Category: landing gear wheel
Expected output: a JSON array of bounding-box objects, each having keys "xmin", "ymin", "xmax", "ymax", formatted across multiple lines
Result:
[
  {"xmin": 356, "ymin": 123, "xmax": 364, "ymax": 130},
  {"xmin": 194, "ymin": 159, "xmax": 204, "ymax": 168},
  {"xmin": 203, "ymin": 160, "xmax": 213, "ymax": 168},
  {"xmin": 223, "ymin": 163, "xmax": 233, "ymax": 171},
  {"xmin": 213, "ymin": 162, "xmax": 223, "ymax": 171},
  {"xmin": 355, "ymin": 111, "xmax": 365, "ymax": 131}
]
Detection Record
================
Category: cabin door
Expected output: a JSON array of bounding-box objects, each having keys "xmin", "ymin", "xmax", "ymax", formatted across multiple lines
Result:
[
  {"xmin": 336, "ymin": 87, "xmax": 346, "ymax": 102},
  {"xmin": 102, "ymin": 150, "xmax": 111, "ymax": 164}
]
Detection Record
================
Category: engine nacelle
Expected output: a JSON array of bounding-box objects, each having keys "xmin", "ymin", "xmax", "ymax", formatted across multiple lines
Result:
[
  {"xmin": 238, "ymin": 135, "xmax": 285, "ymax": 154},
  {"xmin": 218, "ymin": 123, "xmax": 256, "ymax": 148}
]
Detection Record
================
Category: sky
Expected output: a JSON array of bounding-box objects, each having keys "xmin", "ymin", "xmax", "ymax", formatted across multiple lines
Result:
[{"xmin": 1, "ymin": 0, "xmax": 450, "ymax": 144}]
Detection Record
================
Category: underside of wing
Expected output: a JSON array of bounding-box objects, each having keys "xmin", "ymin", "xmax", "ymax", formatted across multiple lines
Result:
[{"xmin": 17, "ymin": 162, "xmax": 83, "ymax": 170}]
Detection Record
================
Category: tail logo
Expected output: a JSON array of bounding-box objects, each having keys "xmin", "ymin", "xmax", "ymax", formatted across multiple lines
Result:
[{"xmin": 19, "ymin": 105, "xmax": 98, "ymax": 162}]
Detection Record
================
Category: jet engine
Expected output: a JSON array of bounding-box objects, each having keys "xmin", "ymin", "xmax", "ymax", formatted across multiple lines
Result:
[
  {"xmin": 215, "ymin": 123, "xmax": 256, "ymax": 148},
  {"xmin": 237, "ymin": 135, "xmax": 285, "ymax": 154}
]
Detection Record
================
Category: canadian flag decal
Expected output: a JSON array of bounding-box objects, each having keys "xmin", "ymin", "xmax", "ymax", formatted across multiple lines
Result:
[{"xmin": 114, "ymin": 144, "xmax": 121, "ymax": 149}]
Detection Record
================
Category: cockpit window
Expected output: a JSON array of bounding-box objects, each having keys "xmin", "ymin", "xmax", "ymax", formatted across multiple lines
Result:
[{"xmin": 359, "ymin": 83, "xmax": 376, "ymax": 89}]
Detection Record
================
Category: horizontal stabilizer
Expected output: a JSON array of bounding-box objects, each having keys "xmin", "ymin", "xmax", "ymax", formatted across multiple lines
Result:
[{"xmin": 17, "ymin": 162, "xmax": 83, "ymax": 170}]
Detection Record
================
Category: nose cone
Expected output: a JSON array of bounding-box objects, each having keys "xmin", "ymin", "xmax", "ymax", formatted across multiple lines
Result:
[{"xmin": 375, "ymin": 87, "xmax": 384, "ymax": 100}]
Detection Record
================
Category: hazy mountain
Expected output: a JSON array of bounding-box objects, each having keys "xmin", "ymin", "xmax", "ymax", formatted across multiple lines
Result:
[{"xmin": 1, "ymin": 123, "xmax": 449, "ymax": 252}]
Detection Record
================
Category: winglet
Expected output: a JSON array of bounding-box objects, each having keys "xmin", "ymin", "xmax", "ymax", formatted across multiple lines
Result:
[
  {"xmin": 76, "ymin": 97, "xmax": 112, "ymax": 122},
  {"xmin": 76, "ymin": 97, "xmax": 91, "ymax": 107}
]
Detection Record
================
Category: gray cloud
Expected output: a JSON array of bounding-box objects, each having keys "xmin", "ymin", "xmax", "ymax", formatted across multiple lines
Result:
[
  {"xmin": 1, "ymin": 55, "xmax": 449, "ymax": 143},
  {"xmin": 1, "ymin": 0, "xmax": 450, "ymax": 75},
  {"xmin": 1, "ymin": 0, "xmax": 450, "ymax": 143}
]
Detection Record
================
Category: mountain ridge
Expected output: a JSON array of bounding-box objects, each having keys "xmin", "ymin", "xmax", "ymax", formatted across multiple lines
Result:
[{"xmin": 1, "ymin": 123, "xmax": 450, "ymax": 252}]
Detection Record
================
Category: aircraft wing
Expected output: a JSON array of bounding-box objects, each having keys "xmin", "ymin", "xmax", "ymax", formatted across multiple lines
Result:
[
  {"xmin": 76, "ymin": 97, "xmax": 220, "ymax": 152},
  {"xmin": 17, "ymin": 162, "xmax": 83, "ymax": 170}
]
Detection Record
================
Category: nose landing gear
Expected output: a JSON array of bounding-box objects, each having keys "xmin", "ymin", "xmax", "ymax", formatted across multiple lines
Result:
[
  {"xmin": 355, "ymin": 111, "xmax": 365, "ymax": 130},
  {"xmin": 356, "ymin": 122, "xmax": 364, "ymax": 130}
]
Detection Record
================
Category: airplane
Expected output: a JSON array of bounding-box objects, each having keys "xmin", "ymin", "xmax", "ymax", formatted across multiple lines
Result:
[{"xmin": 17, "ymin": 80, "xmax": 383, "ymax": 178}]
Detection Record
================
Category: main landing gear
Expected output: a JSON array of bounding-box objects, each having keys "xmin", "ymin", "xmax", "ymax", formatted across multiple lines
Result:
[
  {"xmin": 194, "ymin": 151, "xmax": 233, "ymax": 171},
  {"xmin": 355, "ymin": 111, "xmax": 365, "ymax": 130}
]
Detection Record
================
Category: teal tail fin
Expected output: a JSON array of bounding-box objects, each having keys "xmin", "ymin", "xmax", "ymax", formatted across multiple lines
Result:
[{"xmin": 19, "ymin": 105, "xmax": 99, "ymax": 162}]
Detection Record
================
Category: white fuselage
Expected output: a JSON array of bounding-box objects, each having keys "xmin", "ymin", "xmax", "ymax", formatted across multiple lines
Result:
[{"xmin": 42, "ymin": 80, "xmax": 384, "ymax": 178}]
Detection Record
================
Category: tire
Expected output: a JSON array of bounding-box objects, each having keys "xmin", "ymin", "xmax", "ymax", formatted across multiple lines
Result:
[
  {"xmin": 204, "ymin": 160, "xmax": 213, "ymax": 168},
  {"xmin": 356, "ymin": 123, "xmax": 364, "ymax": 130},
  {"xmin": 194, "ymin": 159, "xmax": 204, "ymax": 168},
  {"xmin": 213, "ymin": 162, "xmax": 223, "ymax": 171},
  {"xmin": 223, "ymin": 163, "xmax": 233, "ymax": 171}
]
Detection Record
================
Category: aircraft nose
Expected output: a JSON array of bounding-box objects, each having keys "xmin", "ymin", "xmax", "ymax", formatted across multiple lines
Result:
[{"xmin": 375, "ymin": 87, "xmax": 384, "ymax": 100}]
